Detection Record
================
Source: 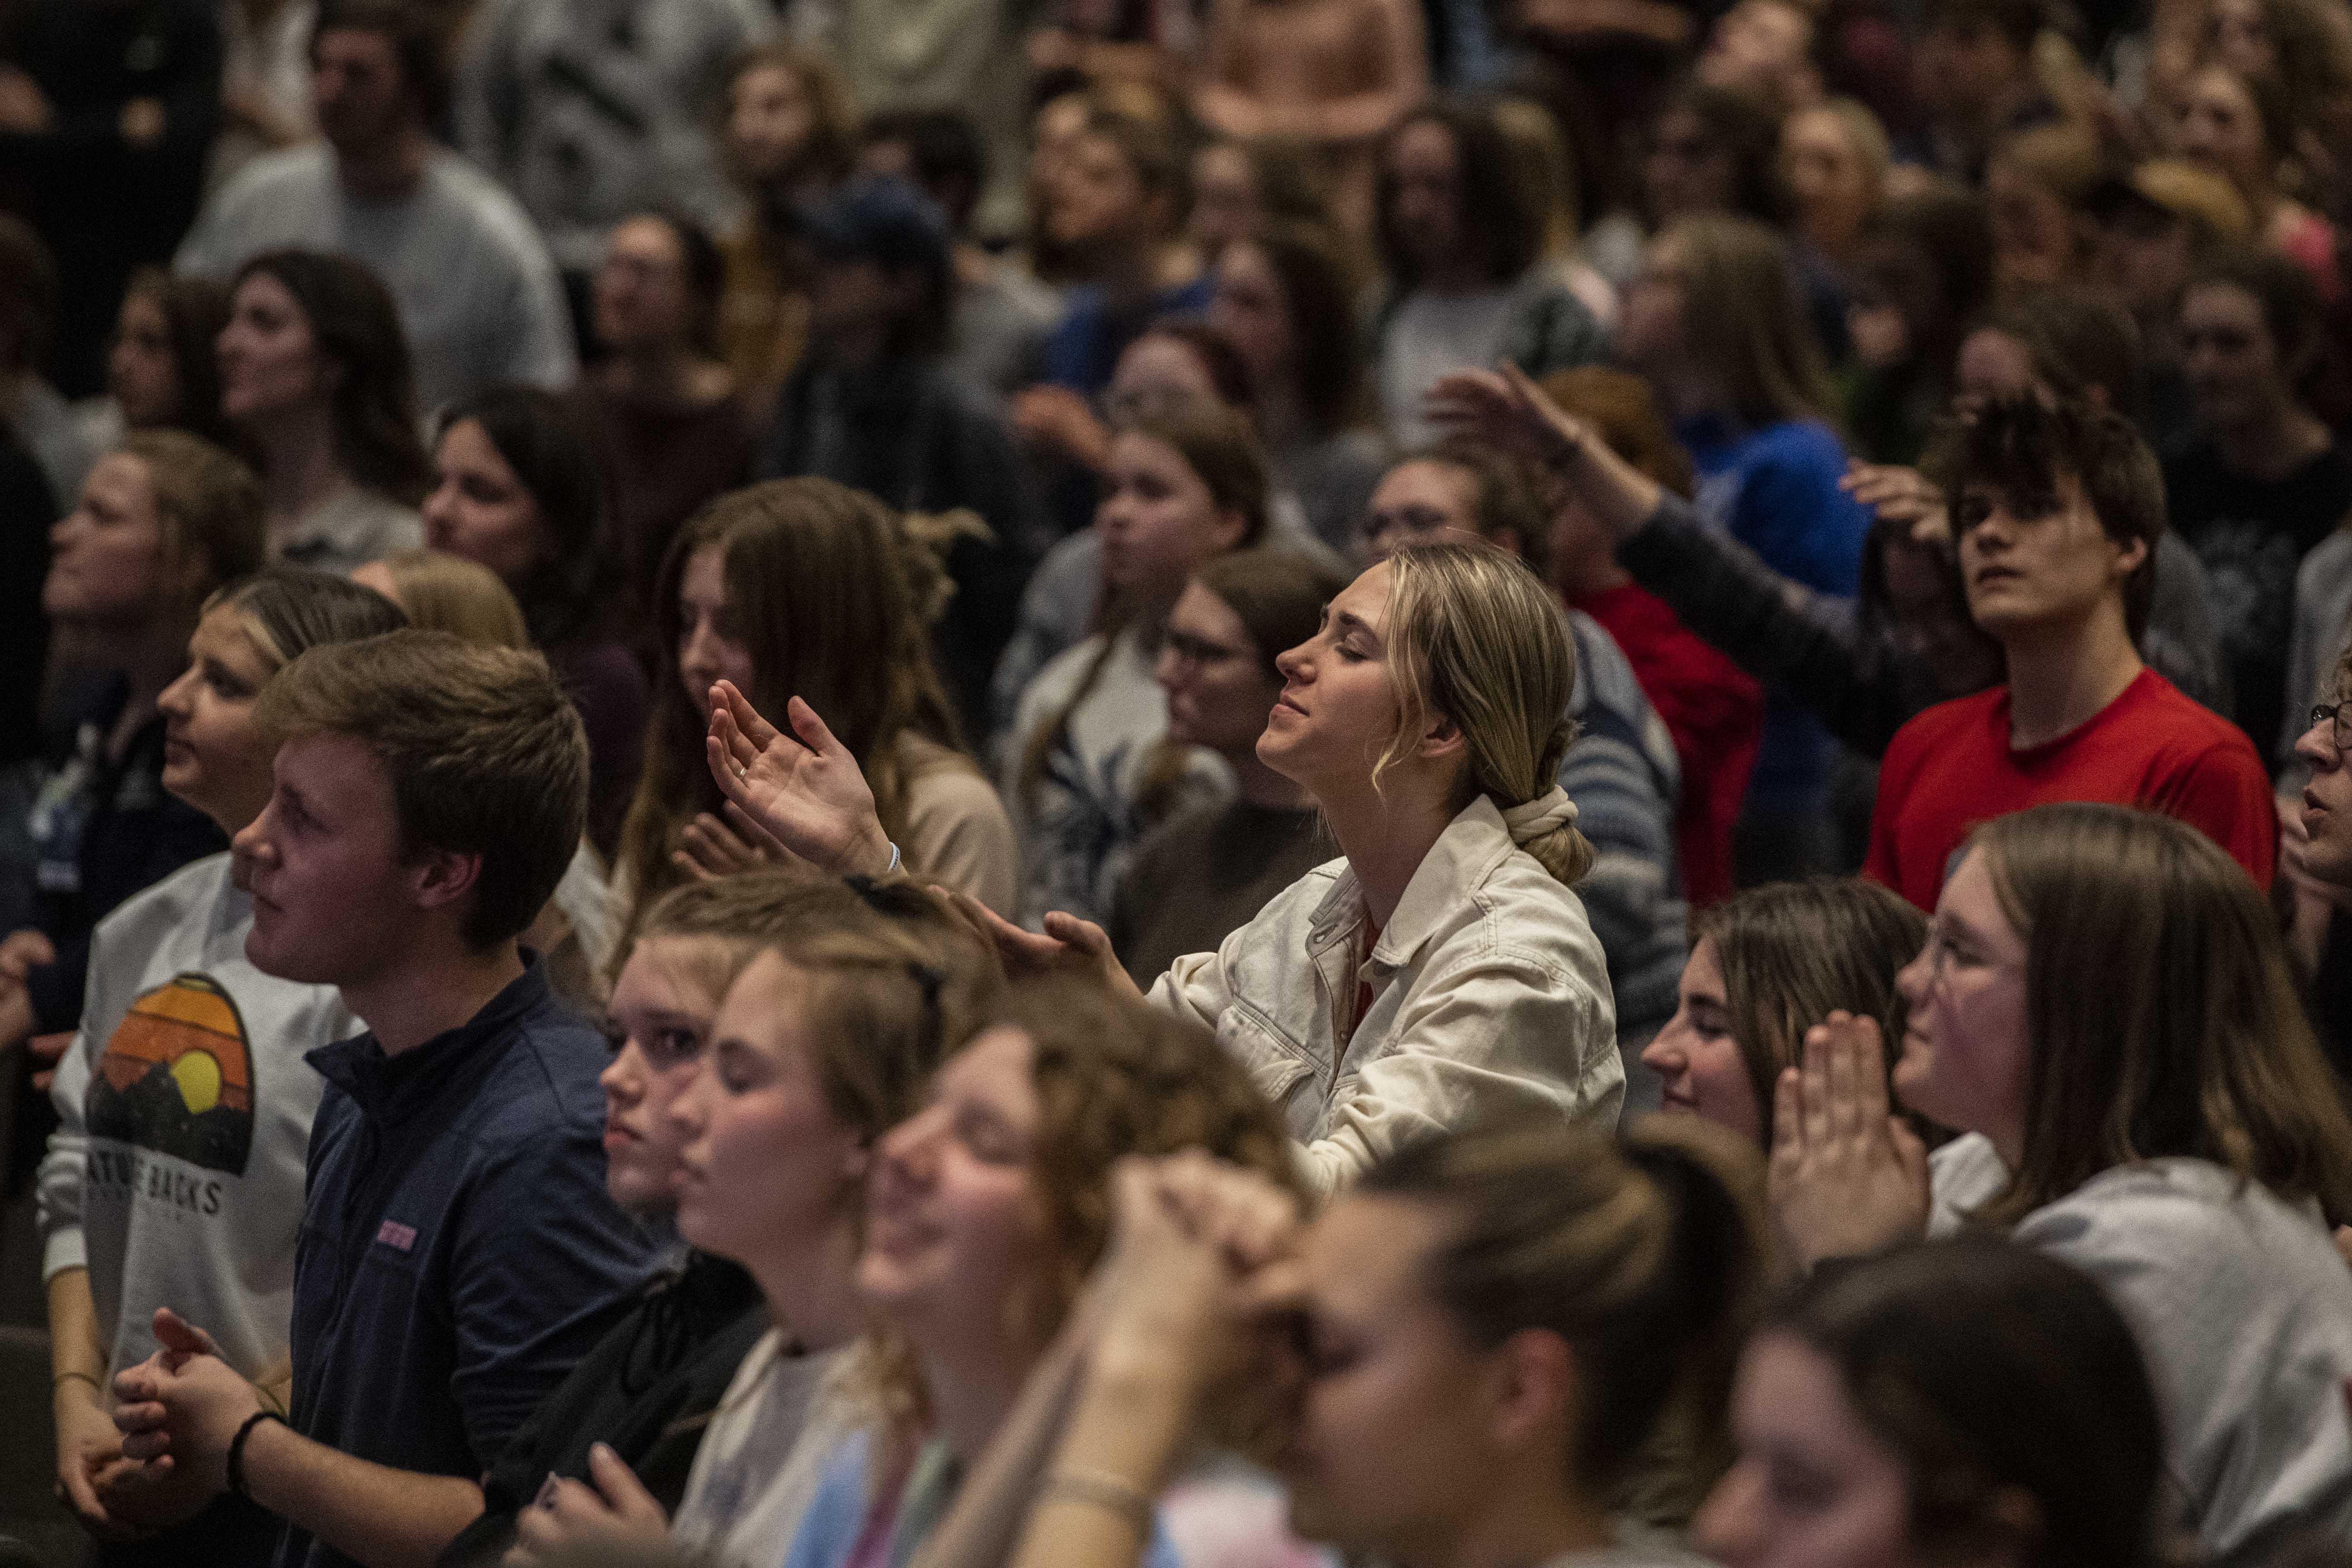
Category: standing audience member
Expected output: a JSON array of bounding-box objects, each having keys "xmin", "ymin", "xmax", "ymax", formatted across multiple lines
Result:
[
  {"xmin": 1697, "ymin": 1239, "xmax": 2168, "ymax": 1568},
  {"xmin": 217, "ymin": 250, "xmax": 427, "ymax": 573},
  {"xmin": 1029, "ymin": 106, "xmax": 1213, "ymax": 399},
  {"xmin": 2087, "ymin": 159, "xmax": 2253, "ymax": 455},
  {"xmin": 615, "ymin": 479, "xmax": 1016, "ymax": 952},
  {"xmin": 1374, "ymin": 100, "xmax": 1605, "ymax": 450},
  {"xmin": 1001, "ymin": 405, "xmax": 1264, "ymax": 927},
  {"xmin": 2288, "ymin": 670, "xmax": 2352, "ymax": 1079},
  {"xmin": 1108, "ymin": 548, "xmax": 1344, "ymax": 982},
  {"xmin": 716, "ymin": 539, "xmax": 1627, "ymax": 1192},
  {"xmin": 576, "ymin": 214, "xmax": 755, "ymax": 601},
  {"xmin": 1642, "ymin": 876, "xmax": 1924, "ymax": 1142},
  {"xmin": 1190, "ymin": 0, "xmax": 1428, "ymax": 239},
  {"xmin": 1867, "ymin": 398, "xmax": 2274, "ymax": 908},
  {"xmin": 2165, "ymin": 249, "xmax": 2352, "ymax": 755},
  {"xmin": 2168, "ymin": 61, "xmax": 2345, "ymax": 308},
  {"xmin": 76, "ymin": 270, "xmax": 241, "ymax": 460},
  {"xmin": 421, "ymin": 386, "xmax": 650, "ymax": 857},
  {"xmin": 1537, "ymin": 367, "xmax": 1763, "ymax": 908},
  {"xmin": 714, "ymin": 41, "xmax": 857, "ymax": 412},
  {"xmin": 1908, "ymin": 0, "xmax": 2053, "ymax": 185},
  {"xmin": 3, "ymin": 433, "xmax": 265, "ymax": 1060},
  {"xmin": 1616, "ymin": 212, "xmax": 1873, "ymax": 881},
  {"xmin": 1839, "ymin": 188, "xmax": 1996, "ymax": 466},
  {"xmin": 936, "ymin": 1113, "xmax": 1766, "ymax": 1568},
  {"xmin": 1208, "ymin": 220, "xmax": 1388, "ymax": 555},
  {"xmin": 1776, "ymin": 802, "xmax": 2352, "ymax": 1559},
  {"xmin": 0, "ymin": 215, "xmax": 96, "ymax": 515},
  {"xmin": 1360, "ymin": 443, "xmax": 1689, "ymax": 1068},
  {"xmin": 0, "ymin": 0, "xmax": 219, "ymax": 398},
  {"xmin": 1779, "ymin": 99, "xmax": 1889, "ymax": 286},
  {"xmin": 211, "ymin": 0, "xmax": 317, "ymax": 185},
  {"xmin": 1982, "ymin": 123, "xmax": 2101, "ymax": 300},
  {"xmin": 175, "ymin": 0, "xmax": 577, "ymax": 418},
  {"xmin": 106, "ymin": 631, "xmax": 658, "ymax": 1568},
  {"xmin": 757, "ymin": 175, "xmax": 1036, "ymax": 736},
  {"xmin": 455, "ymin": 0, "xmax": 771, "ymax": 289},
  {"xmin": 39, "ymin": 568, "xmax": 406, "ymax": 1565},
  {"xmin": 835, "ymin": 0, "xmax": 1034, "ymax": 240},
  {"xmin": 859, "ymin": 109, "xmax": 1065, "ymax": 400}
]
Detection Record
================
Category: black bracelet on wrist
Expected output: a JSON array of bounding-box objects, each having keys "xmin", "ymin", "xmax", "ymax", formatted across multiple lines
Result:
[{"xmin": 227, "ymin": 1408, "xmax": 285, "ymax": 1500}]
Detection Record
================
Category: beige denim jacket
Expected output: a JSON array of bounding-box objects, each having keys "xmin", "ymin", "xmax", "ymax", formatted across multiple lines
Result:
[{"xmin": 1150, "ymin": 795, "xmax": 1623, "ymax": 1197}]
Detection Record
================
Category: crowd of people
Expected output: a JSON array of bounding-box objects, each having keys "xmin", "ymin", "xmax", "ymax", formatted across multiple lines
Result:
[{"xmin": 7, "ymin": 0, "xmax": 2352, "ymax": 1562}]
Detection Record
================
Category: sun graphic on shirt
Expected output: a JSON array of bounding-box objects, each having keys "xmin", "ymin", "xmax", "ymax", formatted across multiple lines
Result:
[{"xmin": 169, "ymin": 1049, "xmax": 223, "ymax": 1114}]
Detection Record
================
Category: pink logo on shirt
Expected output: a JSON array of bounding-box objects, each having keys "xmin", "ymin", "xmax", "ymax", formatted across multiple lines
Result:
[{"xmin": 376, "ymin": 1220, "xmax": 418, "ymax": 1252}]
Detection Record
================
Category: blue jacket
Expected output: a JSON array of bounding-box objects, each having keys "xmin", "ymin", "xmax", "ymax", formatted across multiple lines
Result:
[{"xmin": 280, "ymin": 960, "xmax": 655, "ymax": 1568}]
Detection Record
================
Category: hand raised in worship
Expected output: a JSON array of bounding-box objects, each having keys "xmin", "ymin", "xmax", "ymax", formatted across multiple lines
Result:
[
  {"xmin": 1768, "ymin": 1011, "xmax": 1930, "ymax": 1272},
  {"xmin": 1840, "ymin": 462, "xmax": 1949, "ymax": 547},
  {"xmin": 705, "ymin": 682, "xmax": 895, "ymax": 879},
  {"xmin": 1424, "ymin": 363, "xmax": 1663, "ymax": 539},
  {"xmin": 941, "ymin": 891, "xmax": 1142, "ymax": 1002},
  {"xmin": 502, "ymin": 1444, "xmax": 669, "ymax": 1568}
]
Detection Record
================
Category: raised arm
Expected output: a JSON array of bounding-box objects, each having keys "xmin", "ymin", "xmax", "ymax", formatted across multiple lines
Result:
[{"xmin": 706, "ymin": 682, "xmax": 898, "ymax": 878}]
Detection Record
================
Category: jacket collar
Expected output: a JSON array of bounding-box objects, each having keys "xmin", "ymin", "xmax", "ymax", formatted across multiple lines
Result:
[
  {"xmin": 1306, "ymin": 796, "xmax": 1519, "ymax": 969},
  {"xmin": 305, "ymin": 957, "xmax": 553, "ymax": 1126}
]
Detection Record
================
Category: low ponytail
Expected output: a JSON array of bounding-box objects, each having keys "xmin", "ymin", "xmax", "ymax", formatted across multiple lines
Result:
[{"xmin": 1359, "ymin": 1113, "xmax": 1767, "ymax": 1529}]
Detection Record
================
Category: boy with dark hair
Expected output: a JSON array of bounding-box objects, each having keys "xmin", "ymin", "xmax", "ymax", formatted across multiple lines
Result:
[
  {"xmin": 1867, "ymin": 398, "xmax": 2274, "ymax": 909},
  {"xmin": 108, "ymin": 630, "xmax": 653, "ymax": 1568}
]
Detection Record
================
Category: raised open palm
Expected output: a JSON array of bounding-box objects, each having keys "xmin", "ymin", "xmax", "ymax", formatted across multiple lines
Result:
[{"xmin": 704, "ymin": 682, "xmax": 894, "ymax": 878}]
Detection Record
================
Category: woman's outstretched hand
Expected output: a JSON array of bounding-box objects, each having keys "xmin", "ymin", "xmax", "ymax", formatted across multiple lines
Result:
[
  {"xmin": 944, "ymin": 892, "xmax": 1144, "ymax": 1002},
  {"xmin": 1767, "ymin": 1010, "xmax": 1930, "ymax": 1272},
  {"xmin": 704, "ymin": 681, "xmax": 895, "ymax": 879},
  {"xmin": 1423, "ymin": 363, "xmax": 1663, "ymax": 540},
  {"xmin": 1841, "ymin": 462, "xmax": 1949, "ymax": 546}
]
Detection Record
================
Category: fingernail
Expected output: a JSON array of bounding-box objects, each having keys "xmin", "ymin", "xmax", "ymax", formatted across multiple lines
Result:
[{"xmin": 535, "ymin": 1475, "xmax": 560, "ymax": 1509}]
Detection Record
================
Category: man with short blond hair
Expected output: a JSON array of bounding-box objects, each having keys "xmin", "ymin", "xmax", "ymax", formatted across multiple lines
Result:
[{"xmin": 111, "ymin": 630, "xmax": 653, "ymax": 1568}]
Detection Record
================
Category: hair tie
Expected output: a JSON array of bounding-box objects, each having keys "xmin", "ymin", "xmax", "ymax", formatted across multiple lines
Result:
[{"xmin": 1500, "ymin": 786, "xmax": 1578, "ymax": 845}]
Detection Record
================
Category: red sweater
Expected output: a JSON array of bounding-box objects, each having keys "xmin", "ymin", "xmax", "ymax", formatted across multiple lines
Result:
[
  {"xmin": 1577, "ymin": 581, "xmax": 1764, "ymax": 907},
  {"xmin": 1864, "ymin": 668, "xmax": 2276, "ymax": 910}
]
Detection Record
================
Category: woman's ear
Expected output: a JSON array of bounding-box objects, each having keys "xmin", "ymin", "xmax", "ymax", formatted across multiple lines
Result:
[
  {"xmin": 1210, "ymin": 507, "xmax": 1250, "ymax": 554},
  {"xmin": 1417, "ymin": 713, "xmax": 1467, "ymax": 767},
  {"xmin": 1485, "ymin": 1327, "xmax": 1578, "ymax": 1452}
]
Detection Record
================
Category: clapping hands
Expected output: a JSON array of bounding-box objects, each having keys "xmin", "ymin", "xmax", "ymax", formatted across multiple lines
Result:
[{"xmin": 1767, "ymin": 1011, "xmax": 1931, "ymax": 1272}]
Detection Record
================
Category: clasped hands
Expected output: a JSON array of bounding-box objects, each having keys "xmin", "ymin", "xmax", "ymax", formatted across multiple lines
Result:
[
  {"xmin": 1767, "ymin": 1011, "xmax": 1932, "ymax": 1273},
  {"xmin": 55, "ymin": 1308, "xmax": 267, "ymax": 1538}
]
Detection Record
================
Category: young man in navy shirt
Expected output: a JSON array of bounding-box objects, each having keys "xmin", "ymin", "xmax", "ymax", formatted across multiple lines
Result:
[{"xmin": 110, "ymin": 630, "xmax": 654, "ymax": 1568}]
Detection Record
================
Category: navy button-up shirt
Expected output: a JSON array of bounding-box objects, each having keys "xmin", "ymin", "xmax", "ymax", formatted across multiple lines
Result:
[{"xmin": 279, "ymin": 960, "xmax": 654, "ymax": 1568}]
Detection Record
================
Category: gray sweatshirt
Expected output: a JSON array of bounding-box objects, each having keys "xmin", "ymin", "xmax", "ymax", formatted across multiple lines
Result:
[
  {"xmin": 1929, "ymin": 1134, "xmax": 2352, "ymax": 1563},
  {"xmin": 38, "ymin": 852, "xmax": 359, "ymax": 1380}
]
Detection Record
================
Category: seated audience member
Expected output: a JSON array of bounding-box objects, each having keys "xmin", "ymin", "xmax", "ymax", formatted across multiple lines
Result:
[
  {"xmin": 1642, "ymin": 877, "xmax": 1924, "ymax": 1142},
  {"xmin": 2288, "ymin": 659, "xmax": 2352, "ymax": 1083},
  {"xmin": 1030, "ymin": 104, "xmax": 1213, "ymax": 398},
  {"xmin": 1209, "ymin": 220, "xmax": 1388, "ymax": 554},
  {"xmin": 1361, "ymin": 442, "xmax": 1688, "ymax": 1065},
  {"xmin": 2088, "ymin": 160, "xmax": 2251, "ymax": 455},
  {"xmin": 1640, "ymin": 80, "xmax": 1785, "ymax": 236},
  {"xmin": 3, "ymin": 433, "xmax": 266, "ymax": 1061},
  {"xmin": 453, "ymin": 0, "xmax": 770, "ymax": 289},
  {"xmin": 1373, "ymin": 100, "xmax": 1605, "ymax": 450},
  {"xmin": 106, "ymin": 631, "xmax": 658, "ymax": 1568},
  {"xmin": 576, "ymin": 215, "xmax": 756, "ymax": 602},
  {"xmin": 714, "ymin": 539, "xmax": 1625, "ymax": 1192},
  {"xmin": 1907, "ymin": 0, "xmax": 2054, "ymax": 185},
  {"xmin": 39, "ymin": 568, "xmax": 406, "ymax": 1564},
  {"xmin": 764, "ymin": 975, "xmax": 1304, "ymax": 1568},
  {"xmin": 438, "ymin": 873, "xmax": 969, "ymax": 1567},
  {"xmin": 1616, "ymin": 212, "xmax": 1873, "ymax": 881},
  {"xmin": 715, "ymin": 41, "xmax": 857, "ymax": 410},
  {"xmin": 858, "ymin": 109, "xmax": 1064, "ymax": 399},
  {"xmin": 1002, "ymin": 405, "xmax": 1264, "ymax": 926},
  {"xmin": 174, "ymin": 0, "xmax": 576, "ymax": 416},
  {"xmin": 615, "ymin": 479, "xmax": 1016, "ymax": 952},
  {"xmin": 491, "ymin": 876, "xmax": 1002, "ymax": 1568},
  {"xmin": 1982, "ymin": 123, "xmax": 2101, "ymax": 300},
  {"xmin": 1189, "ymin": 0, "xmax": 1428, "ymax": 241},
  {"xmin": 938, "ymin": 1113, "xmax": 1765, "ymax": 1568},
  {"xmin": 1864, "ymin": 399, "xmax": 2276, "ymax": 908},
  {"xmin": 421, "ymin": 386, "xmax": 650, "ymax": 857},
  {"xmin": 2168, "ymin": 61, "xmax": 2344, "ymax": 308},
  {"xmin": 1430, "ymin": 363, "xmax": 2001, "ymax": 763},
  {"xmin": 1838, "ymin": 188, "xmax": 1995, "ymax": 466},
  {"xmin": 1774, "ymin": 802, "xmax": 2352, "ymax": 1558},
  {"xmin": 2164, "ymin": 249, "xmax": 2352, "ymax": 754},
  {"xmin": 1108, "ymin": 548, "xmax": 1344, "ymax": 982},
  {"xmin": 1697, "ymin": 1238, "xmax": 2167, "ymax": 1568},
  {"xmin": 1186, "ymin": 136, "xmax": 1330, "ymax": 260},
  {"xmin": 218, "ymin": 250, "xmax": 428, "ymax": 573},
  {"xmin": 1538, "ymin": 367, "xmax": 1762, "ymax": 907},
  {"xmin": 77, "ymin": 269, "xmax": 242, "ymax": 459},
  {"xmin": 756, "ymin": 175, "xmax": 1035, "ymax": 737},
  {"xmin": 0, "ymin": 214, "xmax": 97, "ymax": 513}
]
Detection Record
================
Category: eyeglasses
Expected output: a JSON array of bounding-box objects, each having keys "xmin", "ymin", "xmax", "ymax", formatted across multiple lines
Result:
[{"xmin": 2311, "ymin": 699, "xmax": 2352, "ymax": 755}]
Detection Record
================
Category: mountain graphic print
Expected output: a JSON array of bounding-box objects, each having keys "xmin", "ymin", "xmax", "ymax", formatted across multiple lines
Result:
[{"xmin": 87, "ymin": 972, "xmax": 256, "ymax": 1175}]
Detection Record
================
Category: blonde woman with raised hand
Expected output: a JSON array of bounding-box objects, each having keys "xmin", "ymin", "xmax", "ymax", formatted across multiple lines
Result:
[{"xmin": 702, "ymin": 537, "xmax": 1622, "ymax": 1196}]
